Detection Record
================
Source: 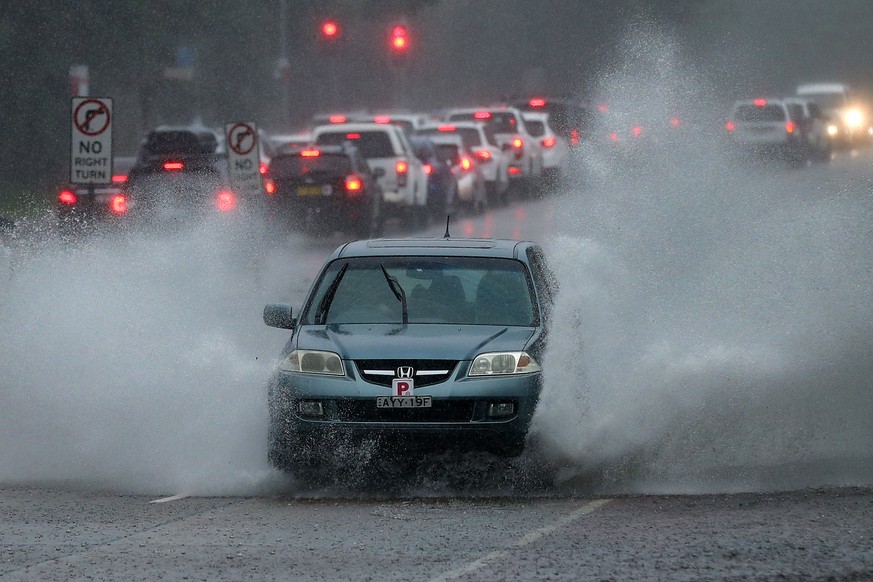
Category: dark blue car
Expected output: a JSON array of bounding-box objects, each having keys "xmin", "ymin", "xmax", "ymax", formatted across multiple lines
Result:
[{"xmin": 263, "ymin": 237, "xmax": 556, "ymax": 472}]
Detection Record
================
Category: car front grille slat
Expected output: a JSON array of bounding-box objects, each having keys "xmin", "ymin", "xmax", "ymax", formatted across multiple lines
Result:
[{"xmin": 355, "ymin": 359, "xmax": 458, "ymax": 388}]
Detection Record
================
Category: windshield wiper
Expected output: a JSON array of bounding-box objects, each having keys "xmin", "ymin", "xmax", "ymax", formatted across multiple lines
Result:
[
  {"xmin": 314, "ymin": 262, "xmax": 349, "ymax": 325},
  {"xmin": 380, "ymin": 264, "xmax": 408, "ymax": 326}
]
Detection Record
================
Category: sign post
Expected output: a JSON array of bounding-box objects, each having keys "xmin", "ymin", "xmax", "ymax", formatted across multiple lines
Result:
[
  {"xmin": 70, "ymin": 97, "xmax": 113, "ymax": 185},
  {"xmin": 225, "ymin": 121, "xmax": 263, "ymax": 196}
]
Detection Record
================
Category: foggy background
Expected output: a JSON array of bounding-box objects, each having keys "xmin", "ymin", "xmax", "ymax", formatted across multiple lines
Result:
[{"xmin": 3, "ymin": 0, "xmax": 873, "ymax": 196}]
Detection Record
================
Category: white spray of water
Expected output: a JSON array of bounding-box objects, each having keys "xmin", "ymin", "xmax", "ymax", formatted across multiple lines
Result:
[
  {"xmin": 0, "ymin": 219, "xmax": 311, "ymax": 495},
  {"xmin": 532, "ymin": 20, "xmax": 873, "ymax": 494}
]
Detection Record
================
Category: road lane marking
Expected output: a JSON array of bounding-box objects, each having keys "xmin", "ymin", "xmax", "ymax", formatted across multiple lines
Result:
[
  {"xmin": 429, "ymin": 498, "xmax": 611, "ymax": 582},
  {"xmin": 149, "ymin": 494, "xmax": 189, "ymax": 504}
]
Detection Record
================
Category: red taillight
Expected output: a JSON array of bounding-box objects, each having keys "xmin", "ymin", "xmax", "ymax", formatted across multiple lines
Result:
[
  {"xmin": 474, "ymin": 149, "xmax": 492, "ymax": 162},
  {"xmin": 374, "ymin": 115, "xmax": 391, "ymax": 124},
  {"xmin": 395, "ymin": 159, "xmax": 408, "ymax": 187},
  {"xmin": 753, "ymin": 98, "xmax": 767, "ymax": 107},
  {"xmin": 785, "ymin": 121, "xmax": 796, "ymax": 134},
  {"xmin": 670, "ymin": 117, "xmax": 681, "ymax": 127},
  {"xmin": 265, "ymin": 180, "xmax": 276, "ymax": 195},
  {"xmin": 437, "ymin": 124, "xmax": 456, "ymax": 132},
  {"xmin": 259, "ymin": 161, "xmax": 268, "ymax": 175},
  {"xmin": 610, "ymin": 132, "xmax": 619, "ymax": 142},
  {"xmin": 163, "ymin": 161, "xmax": 184, "ymax": 171},
  {"xmin": 597, "ymin": 104, "xmax": 609, "ymax": 112},
  {"xmin": 474, "ymin": 111, "xmax": 491, "ymax": 120},
  {"xmin": 460, "ymin": 156, "xmax": 473, "ymax": 171},
  {"xmin": 59, "ymin": 190, "xmax": 77, "ymax": 205},
  {"xmin": 507, "ymin": 166, "xmax": 522, "ymax": 176},
  {"xmin": 541, "ymin": 136, "xmax": 557, "ymax": 148},
  {"xmin": 511, "ymin": 137, "xmax": 523, "ymax": 160},
  {"xmin": 111, "ymin": 174, "xmax": 128, "ymax": 184},
  {"xmin": 300, "ymin": 149, "xmax": 320, "ymax": 157},
  {"xmin": 345, "ymin": 133, "xmax": 361, "ymax": 139},
  {"xmin": 529, "ymin": 98, "xmax": 546, "ymax": 108},
  {"xmin": 329, "ymin": 115, "xmax": 346, "ymax": 123},
  {"xmin": 725, "ymin": 121, "xmax": 736, "ymax": 132},
  {"xmin": 216, "ymin": 190, "xmax": 237, "ymax": 212},
  {"xmin": 423, "ymin": 163, "xmax": 433, "ymax": 175},
  {"xmin": 110, "ymin": 194, "xmax": 127, "ymax": 215},
  {"xmin": 570, "ymin": 129, "xmax": 580, "ymax": 146},
  {"xmin": 345, "ymin": 174, "xmax": 363, "ymax": 193},
  {"xmin": 632, "ymin": 126, "xmax": 643, "ymax": 138}
]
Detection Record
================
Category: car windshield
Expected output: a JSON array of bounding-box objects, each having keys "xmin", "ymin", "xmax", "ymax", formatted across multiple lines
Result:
[
  {"xmin": 798, "ymin": 93, "xmax": 847, "ymax": 110},
  {"xmin": 269, "ymin": 153, "xmax": 352, "ymax": 177},
  {"xmin": 734, "ymin": 104, "xmax": 786, "ymax": 122},
  {"xmin": 524, "ymin": 120, "xmax": 546, "ymax": 137},
  {"xmin": 305, "ymin": 256, "xmax": 536, "ymax": 326},
  {"xmin": 315, "ymin": 131, "xmax": 394, "ymax": 158}
]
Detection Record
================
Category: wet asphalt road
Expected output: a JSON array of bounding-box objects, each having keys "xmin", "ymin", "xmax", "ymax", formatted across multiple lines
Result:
[{"xmin": 1, "ymin": 486, "xmax": 871, "ymax": 580}]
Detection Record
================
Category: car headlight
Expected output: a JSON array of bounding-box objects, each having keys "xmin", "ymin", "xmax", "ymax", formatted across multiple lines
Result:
[
  {"xmin": 827, "ymin": 124, "xmax": 839, "ymax": 136},
  {"xmin": 279, "ymin": 349, "xmax": 345, "ymax": 375},
  {"xmin": 468, "ymin": 351, "xmax": 541, "ymax": 376},
  {"xmin": 844, "ymin": 108, "xmax": 865, "ymax": 129}
]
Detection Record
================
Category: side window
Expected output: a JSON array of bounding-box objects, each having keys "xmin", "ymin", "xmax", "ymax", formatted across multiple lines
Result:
[{"xmin": 395, "ymin": 128, "xmax": 414, "ymax": 157}]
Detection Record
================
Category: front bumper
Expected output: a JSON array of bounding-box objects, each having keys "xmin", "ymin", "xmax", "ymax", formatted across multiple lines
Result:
[{"xmin": 268, "ymin": 362, "xmax": 541, "ymax": 456}]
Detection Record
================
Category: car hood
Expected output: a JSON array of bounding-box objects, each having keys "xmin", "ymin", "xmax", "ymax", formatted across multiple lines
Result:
[{"xmin": 296, "ymin": 324, "xmax": 535, "ymax": 360}]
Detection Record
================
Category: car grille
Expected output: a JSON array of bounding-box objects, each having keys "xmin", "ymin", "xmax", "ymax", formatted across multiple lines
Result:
[
  {"xmin": 336, "ymin": 399, "xmax": 476, "ymax": 423},
  {"xmin": 354, "ymin": 359, "xmax": 459, "ymax": 388}
]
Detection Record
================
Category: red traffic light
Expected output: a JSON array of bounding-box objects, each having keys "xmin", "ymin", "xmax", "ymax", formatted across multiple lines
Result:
[
  {"xmin": 390, "ymin": 24, "xmax": 410, "ymax": 52},
  {"xmin": 321, "ymin": 20, "xmax": 340, "ymax": 39}
]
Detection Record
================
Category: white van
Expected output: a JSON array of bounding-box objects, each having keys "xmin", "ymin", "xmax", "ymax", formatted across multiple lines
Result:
[{"xmin": 796, "ymin": 83, "xmax": 870, "ymax": 144}]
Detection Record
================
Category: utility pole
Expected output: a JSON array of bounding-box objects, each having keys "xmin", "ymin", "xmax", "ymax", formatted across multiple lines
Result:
[{"xmin": 278, "ymin": 0, "xmax": 291, "ymax": 127}]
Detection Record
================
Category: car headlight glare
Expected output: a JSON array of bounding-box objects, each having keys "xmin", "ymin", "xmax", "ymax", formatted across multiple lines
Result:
[
  {"xmin": 468, "ymin": 351, "xmax": 541, "ymax": 376},
  {"xmin": 844, "ymin": 108, "xmax": 864, "ymax": 129},
  {"xmin": 280, "ymin": 349, "xmax": 345, "ymax": 375}
]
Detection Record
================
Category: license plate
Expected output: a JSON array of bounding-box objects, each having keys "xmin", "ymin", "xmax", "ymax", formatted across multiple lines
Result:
[
  {"xmin": 376, "ymin": 396, "xmax": 432, "ymax": 408},
  {"xmin": 297, "ymin": 184, "xmax": 331, "ymax": 196}
]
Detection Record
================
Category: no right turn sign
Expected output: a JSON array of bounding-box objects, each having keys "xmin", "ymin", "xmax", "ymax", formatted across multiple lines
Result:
[{"xmin": 71, "ymin": 97, "xmax": 113, "ymax": 185}]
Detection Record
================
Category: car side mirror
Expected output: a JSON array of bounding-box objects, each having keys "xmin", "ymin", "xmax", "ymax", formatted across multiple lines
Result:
[
  {"xmin": 263, "ymin": 304, "xmax": 295, "ymax": 329},
  {"xmin": 373, "ymin": 168, "xmax": 386, "ymax": 178}
]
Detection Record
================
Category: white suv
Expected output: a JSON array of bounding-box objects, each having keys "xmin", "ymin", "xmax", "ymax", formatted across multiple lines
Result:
[
  {"xmin": 726, "ymin": 98, "xmax": 807, "ymax": 165},
  {"xmin": 416, "ymin": 121, "xmax": 509, "ymax": 204},
  {"xmin": 444, "ymin": 107, "xmax": 544, "ymax": 186},
  {"xmin": 313, "ymin": 123, "xmax": 428, "ymax": 219}
]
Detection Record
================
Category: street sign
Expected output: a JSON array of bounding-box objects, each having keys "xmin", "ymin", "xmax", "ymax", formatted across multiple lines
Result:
[
  {"xmin": 71, "ymin": 97, "xmax": 113, "ymax": 185},
  {"xmin": 225, "ymin": 121, "xmax": 263, "ymax": 195}
]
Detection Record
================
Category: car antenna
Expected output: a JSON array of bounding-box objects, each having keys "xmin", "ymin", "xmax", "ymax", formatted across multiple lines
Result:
[{"xmin": 443, "ymin": 215, "xmax": 451, "ymax": 239}]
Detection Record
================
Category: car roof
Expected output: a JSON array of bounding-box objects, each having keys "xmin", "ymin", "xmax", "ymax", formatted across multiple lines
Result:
[
  {"xmin": 797, "ymin": 83, "xmax": 848, "ymax": 94},
  {"xmin": 426, "ymin": 134, "xmax": 464, "ymax": 146},
  {"xmin": 314, "ymin": 122, "xmax": 400, "ymax": 134},
  {"xmin": 330, "ymin": 237, "xmax": 536, "ymax": 260},
  {"xmin": 733, "ymin": 98, "xmax": 787, "ymax": 107},
  {"xmin": 521, "ymin": 111, "xmax": 550, "ymax": 121},
  {"xmin": 419, "ymin": 121, "xmax": 484, "ymax": 131}
]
